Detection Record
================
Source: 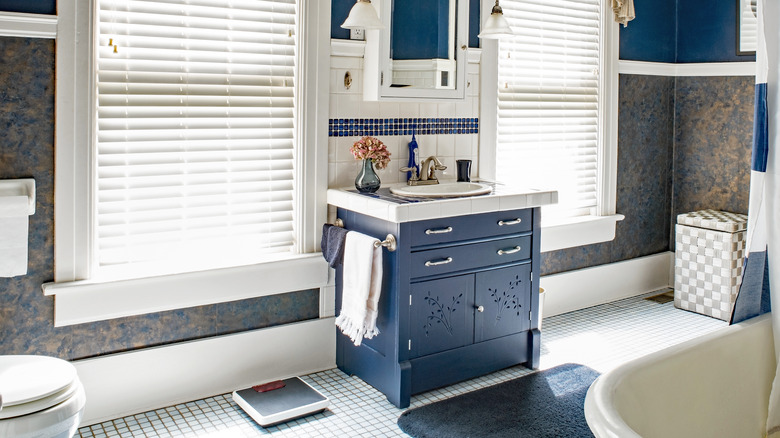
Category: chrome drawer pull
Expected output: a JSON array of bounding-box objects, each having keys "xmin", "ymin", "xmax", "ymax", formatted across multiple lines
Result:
[
  {"xmin": 497, "ymin": 246, "xmax": 522, "ymax": 255},
  {"xmin": 497, "ymin": 218, "xmax": 522, "ymax": 226},
  {"xmin": 425, "ymin": 226, "xmax": 453, "ymax": 235},
  {"xmin": 425, "ymin": 257, "xmax": 453, "ymax": 267}
]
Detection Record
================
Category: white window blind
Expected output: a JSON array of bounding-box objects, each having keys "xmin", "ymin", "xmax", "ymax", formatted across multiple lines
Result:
[
  {"xmin": 95, "ymin": 0, "xmax": 297, "ymax": 279},
  {"xmin": 495, "ymin": 0, "xmax": 602, "ymax": 220}
]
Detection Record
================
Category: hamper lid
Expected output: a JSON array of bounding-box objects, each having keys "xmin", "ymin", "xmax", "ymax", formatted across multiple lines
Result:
[{"xmin": 677, "ymin": 209, "xmax": 748, "ymax": 232}]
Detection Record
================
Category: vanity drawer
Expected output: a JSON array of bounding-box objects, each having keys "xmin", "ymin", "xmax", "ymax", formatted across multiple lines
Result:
[
  {"xmin": 409, "ymin": 209, "xmax": 533, "ymax": 247},
  {"xmin": 410, "ymin": 236, "xmax": 532, "ymax": 279}
]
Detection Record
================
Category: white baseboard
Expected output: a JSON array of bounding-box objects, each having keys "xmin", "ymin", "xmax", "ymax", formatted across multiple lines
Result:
[
  {"xmin": 540, "ymin": 252, "xmax": 674, "ymax": 317},
  {"xmin": 74, "ymin": 318, "xmax": 336, "ymax": 426}
]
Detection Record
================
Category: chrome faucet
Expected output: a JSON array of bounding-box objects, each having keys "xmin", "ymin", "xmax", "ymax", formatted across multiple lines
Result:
[{"xmin": 400, "ymin": 156, "xmax": 447, "ymax": 185}]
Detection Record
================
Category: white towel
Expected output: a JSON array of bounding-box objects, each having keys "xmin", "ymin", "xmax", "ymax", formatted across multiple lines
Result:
[
  {"xmin": 0, "ymin": 196, "xmax": 30, "ymax": 277},
  {"xmin": 336, "ymin": 231, "xmax": 383, "ymax": 346},
  {"xmin": 612, "ymin": 0, "xmax": 635, "ymax": 27}
]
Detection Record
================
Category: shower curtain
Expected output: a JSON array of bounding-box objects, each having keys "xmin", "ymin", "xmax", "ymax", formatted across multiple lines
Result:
[{"xmin": 730, "ymin": 0, "xmax": 780, "ymax": 435}]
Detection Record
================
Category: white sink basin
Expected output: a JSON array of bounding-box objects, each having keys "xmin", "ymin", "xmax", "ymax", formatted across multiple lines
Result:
[{"xmin": 389, "ymin": 182, "xmax": 492, "ymax": 198}]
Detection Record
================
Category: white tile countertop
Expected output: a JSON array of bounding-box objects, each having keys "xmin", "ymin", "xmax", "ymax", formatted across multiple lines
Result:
[{"xmin": 327, "ymin": 180, "xmax": 558, "ymax": 223}]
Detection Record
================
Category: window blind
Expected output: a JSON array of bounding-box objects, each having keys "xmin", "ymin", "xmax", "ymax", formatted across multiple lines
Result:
[
  {"xmin": 95, "ymin": 0, "xmax": 297, "ymax": 279},
  {"xmin": 495, "ymin": 0, "xmax": 601, "ymax": 219}
]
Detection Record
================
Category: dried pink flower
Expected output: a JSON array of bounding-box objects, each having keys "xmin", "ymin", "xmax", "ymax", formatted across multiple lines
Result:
[{"xmin": 350, "ymin": 136, "xmax": 391, "ymax": 169}]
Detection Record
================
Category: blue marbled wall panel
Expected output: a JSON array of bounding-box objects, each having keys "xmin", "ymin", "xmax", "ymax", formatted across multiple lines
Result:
[
  {"xmin": 611, "ymin": 75, "xmax": 676, "ymax": 262},
  {"xmin": 0, "ymin": 37, "xmax": 59, "ymax": 354},
  {"xmin": 672, "ymin": 75, "xmax": 753, "ymax": 242},
  {"xmin": 0, "ymin": 38, "xmax": 319, "ymax": 360},
  {"xmin": 541, "ymin": 75, "xmax": 676, "ymax": 275}
]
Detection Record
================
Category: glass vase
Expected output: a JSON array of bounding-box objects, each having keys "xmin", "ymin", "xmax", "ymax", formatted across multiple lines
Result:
[{"xmin": 355, "ymin": 159, "xmax": 381, "ymax": 193}]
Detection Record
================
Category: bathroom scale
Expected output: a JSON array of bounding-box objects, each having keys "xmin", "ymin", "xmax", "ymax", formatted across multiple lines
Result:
[{"xmin": 232, "ymin": 377, "xmax": 329, "ymax": 427}]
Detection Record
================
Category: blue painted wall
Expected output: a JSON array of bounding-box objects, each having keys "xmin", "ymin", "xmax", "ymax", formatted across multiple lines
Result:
[
  {"xmin": 331, "ymin": 0, "xmax": 353, "ymax": 40},
  {"xmin": 437, "ymin": 0, "xmax": 448, "ymax": 57},
  {"xmin": 619, "ymin": 0, "xmax": 676, "ymax": 62},
  {"xmin": 392, "ymin": 0, "xmax": 449, "ymax": 59},
  {"xmin": 0, "ymin": 0, "xmax": 54, "ymax": 14},
  {"xmin": 468, "ymin": 0, "xmax": 479, "ymax": 48},
  {"xmin": 620, "ymin": 0, "xmax": 756, "ymax": 62},
  {"xmin": 676, "ymin": 0, "xmax": 755, "ymax": 63},
  {"xmin": 332, "ymin": 0, "xmax": 481, "ymax": 48}
]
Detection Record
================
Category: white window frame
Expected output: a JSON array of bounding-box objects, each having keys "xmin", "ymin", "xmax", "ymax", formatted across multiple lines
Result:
[
  {"xmin": 47, "ymin": 0, "xmax": 331, "ymax": 327},
  {"xmin": 478, "ymin": 0, "xmax": 623, "ymax": 252}
]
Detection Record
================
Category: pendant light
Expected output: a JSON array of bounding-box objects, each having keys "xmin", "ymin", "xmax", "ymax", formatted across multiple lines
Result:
[
  {"xmin": 478, "ymin": 0, "xmax": 513, "ymax": 39},
  {"xmin": 341, "ymin": 0, "xmax": 385, "ymax": 30}
]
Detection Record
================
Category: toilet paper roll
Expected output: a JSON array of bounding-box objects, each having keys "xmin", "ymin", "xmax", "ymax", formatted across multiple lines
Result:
[{"xmin": 0, "ymin": 196, "xmax": 30, "ymax": 277}]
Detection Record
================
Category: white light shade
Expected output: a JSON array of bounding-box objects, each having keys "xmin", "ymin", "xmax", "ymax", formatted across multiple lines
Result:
[
  {"xmin": 478, "ymin": 8, "xmax": 513, "ymax": 39},
  {"xmin": 341, "ymin": 0, "xmax": 385, "ymax": 30}
]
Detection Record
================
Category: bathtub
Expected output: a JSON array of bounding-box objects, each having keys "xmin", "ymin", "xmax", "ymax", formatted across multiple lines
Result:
[{"xmin": 585, "ymin": 313, "xmax": 776, "ymax": 437}]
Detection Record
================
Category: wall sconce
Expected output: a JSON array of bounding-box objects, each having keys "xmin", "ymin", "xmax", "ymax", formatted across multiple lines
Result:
[
  {"xmin": 478, "ymin": 0, "xmax": 513, "ymax": 39},
  {"xmin": 341, "ymin": 0, "xmax": 385, "ymax": 30}
]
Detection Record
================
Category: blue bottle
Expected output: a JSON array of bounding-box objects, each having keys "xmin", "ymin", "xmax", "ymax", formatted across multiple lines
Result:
[{"xmin": 407, "ymin": 128, "xmax": 420, "ymax": 181}]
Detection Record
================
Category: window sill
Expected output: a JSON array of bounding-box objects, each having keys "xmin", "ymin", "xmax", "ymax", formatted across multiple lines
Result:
[
  {"xmin": 540, "ymin": 214, "xmax": 625, "ymax": 253},
  {"xmin": 42, "ymin": 254, "xmax": 329, "ymax": 327}
]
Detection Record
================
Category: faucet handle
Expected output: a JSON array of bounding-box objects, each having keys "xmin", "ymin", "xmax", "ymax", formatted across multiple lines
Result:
[
  {"xmin": 428, "ymin": 163, "xmax": 446, "ymax": 180},
  {"xmin": 400, "ymin": 166, "xmax": 419, "ymax": 180}
]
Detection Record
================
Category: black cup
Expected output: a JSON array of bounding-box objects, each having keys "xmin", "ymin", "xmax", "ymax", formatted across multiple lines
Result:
[{"xmin": 456, "ymin": 159, "xmax": 472, "ymax": 182}]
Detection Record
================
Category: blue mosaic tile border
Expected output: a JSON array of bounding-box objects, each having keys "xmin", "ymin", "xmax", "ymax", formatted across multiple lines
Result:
[{"xmin": 329, "ymin": 117, "xmax": 479, "ymax": 137}]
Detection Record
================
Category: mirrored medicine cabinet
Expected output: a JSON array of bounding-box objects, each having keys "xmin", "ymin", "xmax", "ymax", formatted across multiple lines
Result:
[{"xmin": 363, "ymin": 0, "xmax": 469, "ymax": 101}]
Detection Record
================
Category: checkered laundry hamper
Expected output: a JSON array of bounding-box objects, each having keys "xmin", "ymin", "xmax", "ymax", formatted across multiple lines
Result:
[{"xmin": 674, "ymin": 210, "xmax": 748, "ymax": 321}]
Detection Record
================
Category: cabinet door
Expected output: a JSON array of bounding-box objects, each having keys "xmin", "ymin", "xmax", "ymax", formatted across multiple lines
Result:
[
  {"xmin": 474, "ymin": 264, "xmax": 532, "ymax": 343},
  {"xmin": 410, "ymin": 275, "xmax": 474, "ymax": 358}
]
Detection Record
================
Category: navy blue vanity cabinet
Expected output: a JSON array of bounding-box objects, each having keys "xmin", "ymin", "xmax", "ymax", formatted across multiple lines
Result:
[
  {"xmin": 335, "ymin": 207, "xmax": 542, "ymax": 409},
  {"xmin": 410, "ymin": 276, "xmax": 475, "ymax": 358},
  {"xmin": 474, "ymin": 264, "xmax": 533, "ymax": 342}
]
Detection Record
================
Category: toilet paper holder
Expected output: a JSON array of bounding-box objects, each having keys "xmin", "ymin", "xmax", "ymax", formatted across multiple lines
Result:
[{"xmin": 0, "ymin": 179, "xmax": 36, "ymax": 215}]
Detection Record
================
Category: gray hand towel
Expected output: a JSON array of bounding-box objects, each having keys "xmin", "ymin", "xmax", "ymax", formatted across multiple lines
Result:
[{"xmin": 321, "ymin": 224, "xmax": 349, "ymax": 268}]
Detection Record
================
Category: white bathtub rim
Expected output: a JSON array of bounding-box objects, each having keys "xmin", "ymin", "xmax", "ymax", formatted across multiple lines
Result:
[{"xmin": 584, "ymin": 313, "xmax": 773, "ymax": 438}]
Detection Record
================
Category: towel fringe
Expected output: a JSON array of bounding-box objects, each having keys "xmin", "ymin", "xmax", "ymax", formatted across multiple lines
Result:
[{"xmin": 336, "ymin": 313, "xmax": 380, "ymax": 346}]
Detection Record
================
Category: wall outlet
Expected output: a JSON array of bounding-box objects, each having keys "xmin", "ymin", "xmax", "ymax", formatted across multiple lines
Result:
[{"xmin": 350, "ymin": 29, "xmax": 365, "ymax": 41}]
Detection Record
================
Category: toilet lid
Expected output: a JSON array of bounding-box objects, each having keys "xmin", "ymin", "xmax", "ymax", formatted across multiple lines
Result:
[{"xmin": 0, "ymin": 356, "xmax": 78, "ymax": 410}]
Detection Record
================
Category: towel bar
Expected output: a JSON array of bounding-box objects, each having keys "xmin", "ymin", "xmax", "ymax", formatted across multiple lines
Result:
[
  {"xmin": 374, "ymin": 234, "xmax": 397, "ymax": 252},
  {"xmin": 333, "ymin": 218, "xmax": 397, "ymax": 252}
]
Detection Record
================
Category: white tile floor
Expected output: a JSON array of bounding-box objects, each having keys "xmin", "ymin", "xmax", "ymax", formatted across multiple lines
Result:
[{"xmin": 76, "ymin": 291, "xmax": 726, "ymax": 438}]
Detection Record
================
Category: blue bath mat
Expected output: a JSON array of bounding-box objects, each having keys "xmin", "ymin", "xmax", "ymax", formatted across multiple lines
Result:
[{"xmin": 397, "ymin": 363, "xmax": 599, "ymax": 438}]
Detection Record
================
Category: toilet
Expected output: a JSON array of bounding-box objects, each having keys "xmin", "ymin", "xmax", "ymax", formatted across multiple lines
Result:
[{"xmin": 0, "ymin": 355, "xmax": 86, "ymax": 438}]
